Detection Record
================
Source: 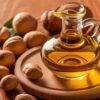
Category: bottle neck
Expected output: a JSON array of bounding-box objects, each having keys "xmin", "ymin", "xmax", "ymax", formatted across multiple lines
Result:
[{"xmin": 61, "ymin": 16, "xmax": 83, "ymax": 44}]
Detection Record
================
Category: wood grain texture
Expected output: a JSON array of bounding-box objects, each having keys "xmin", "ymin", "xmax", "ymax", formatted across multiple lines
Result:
[{"xmin": 0, "ymin": 0, "xmax": 99, "ymax": 26}]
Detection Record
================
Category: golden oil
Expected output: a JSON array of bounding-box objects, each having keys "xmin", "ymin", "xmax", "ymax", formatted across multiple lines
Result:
[{"xmin": 42, "ymin": 33, "xmax": 99, "ymax": 78}]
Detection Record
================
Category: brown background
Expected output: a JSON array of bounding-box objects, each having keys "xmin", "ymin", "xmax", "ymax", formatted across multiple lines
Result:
[
  {"xmin": 0, "ymin": 0, "xmax": 100, "ymax": 26},
  {"xmin": 0, "ymin": 0, "xmax": 100, "ymax": 100}
]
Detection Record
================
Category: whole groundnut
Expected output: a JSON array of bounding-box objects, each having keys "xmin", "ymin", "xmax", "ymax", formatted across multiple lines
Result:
[
  {"xmin": 3, "ymin": 36, "xmax": 26, "ymax": 56},
  {"xmin": 0, "ymin": 50, "xmax": 16, "ymax": 67},
  {"xmin": 0, "ymin": 74, "xmax": 19, "ymax": 91},
  {"xmin": 23, "ymin": 31, "xmax": 47, "ymax": 48},
  {"xmin": 15, "ymin": 94, "xmax": 37, "ymax": 100},
  {"xmin": 0, "ymin": 27, "xmax": 11, "ymax": 43},
  {"xmin": 13, "ymin": 12, "xmax": 37, "ymax": 35},
  {"xmin": 41, "ymin": 10, "xmax": 62, "ymax": 35}
]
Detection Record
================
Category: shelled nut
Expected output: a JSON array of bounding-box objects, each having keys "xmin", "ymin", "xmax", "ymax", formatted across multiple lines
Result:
[
  {"xmin": 41, "ymin": 10, "xmax": 62, "ymax": 35},
  {"xmin": 0, "ymin": 50, "xmax": 16, "ymax": 67},
  {"xmin": 13, "ymin": 12, "xmax": 37, "ymax": 35},
  {"xmin": 3, "ymin": 36, "xmax": 26, "ymax": 56},
  {"xmin": 15, "ymin": 94, "xmax": 37, "ymax": 100},
  {"xmin": 0, "ymin": 27, "xmax": 11, "ymax": 44},
  {"xmin": 0, "ymin": 65, "xmax": 9, "ymax": 78},
  {"xmin": 23, "ymin": 63, "xmax": 43, "ymax": 80},
  {"xmin": 23, "ymin": 31, "xmax": 47, "ymax": 48},
  {"xmin": 0, "ymin": 74, "xmax": 19, "ymax": 91}
]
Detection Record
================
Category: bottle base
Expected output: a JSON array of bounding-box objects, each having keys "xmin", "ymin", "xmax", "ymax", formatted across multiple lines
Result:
[{"xmin": 53, "ymin": 70, "xmax": 89, "ymax": 79}]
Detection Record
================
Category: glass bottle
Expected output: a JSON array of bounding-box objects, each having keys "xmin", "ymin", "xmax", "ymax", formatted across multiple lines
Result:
[{"xmin": 41, "ymin": 2, "xmax": 100, "ymax": 79}]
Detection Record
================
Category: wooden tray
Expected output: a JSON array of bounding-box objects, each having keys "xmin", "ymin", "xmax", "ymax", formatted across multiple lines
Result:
[{"xmin": 15, "ymin": 46, "xmax": 100, "ymax": 100}]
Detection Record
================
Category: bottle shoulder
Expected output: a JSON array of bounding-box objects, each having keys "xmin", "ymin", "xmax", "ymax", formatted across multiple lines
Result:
[{"xmin": 42, "ymin": 35, "xmax": 98, "ymax": 53}]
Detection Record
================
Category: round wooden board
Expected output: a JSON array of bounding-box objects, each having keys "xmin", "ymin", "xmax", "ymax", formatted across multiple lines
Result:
[{"xmin": 15, "ymin": 46, "xmax": 100, "ymax": 100}]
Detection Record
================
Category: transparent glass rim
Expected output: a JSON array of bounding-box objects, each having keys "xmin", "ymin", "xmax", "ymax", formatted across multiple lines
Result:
[{"xmin": 54, "ymin": 2, "xmax": 86, "ymax": 18}]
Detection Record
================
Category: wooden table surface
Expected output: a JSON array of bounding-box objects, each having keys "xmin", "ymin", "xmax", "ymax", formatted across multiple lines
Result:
[
  {"xmin": 0, "ymin": 0, "xmax": 100, "ymax": 100},
  {"xmin": 0, "ymin": 0, "xmax": 100, "ymax": 26}
]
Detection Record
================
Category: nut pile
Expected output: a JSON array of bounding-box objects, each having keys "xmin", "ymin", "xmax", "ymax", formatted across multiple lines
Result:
[{"xmin": 0, "ymin": 8, "xmax": 62, "ymax": 99}]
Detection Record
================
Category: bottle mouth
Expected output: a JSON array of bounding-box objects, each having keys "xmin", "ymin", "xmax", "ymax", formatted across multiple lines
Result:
[{"xmin": 54, "ymin": 2, "xmax": 86, "ymax": 18}]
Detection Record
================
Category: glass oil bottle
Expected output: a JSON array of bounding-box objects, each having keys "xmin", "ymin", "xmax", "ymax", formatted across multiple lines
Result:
[{"xmin": 41, "ymin": 2, "xmax": 100, "ymax": 79}]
